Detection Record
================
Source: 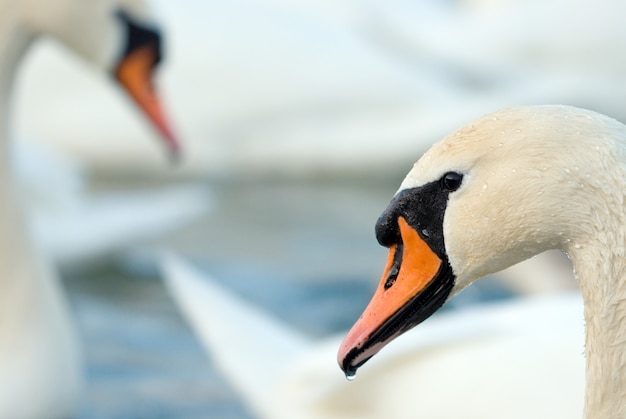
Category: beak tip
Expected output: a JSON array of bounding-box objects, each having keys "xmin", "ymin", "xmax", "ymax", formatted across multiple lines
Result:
[
  {"xmin": 337, "ymin": 352, "xmax": 361, "ymax": 381},
  {"xmin": 337, "ymin": 340, "xmax": 364, "ymax": 380},
  {"xmin": 337, "ymin": 339, "xmax": 351, "ymax": 370}
]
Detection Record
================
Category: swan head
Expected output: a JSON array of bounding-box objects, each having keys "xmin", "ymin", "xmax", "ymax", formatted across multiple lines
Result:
[
  {"xmin": 20, "ymin": 0, "xmax": 178, "ymax": 156},
  {"xmin": 338, "ymin": 105, "xmax": 626, "ymax": 377}
]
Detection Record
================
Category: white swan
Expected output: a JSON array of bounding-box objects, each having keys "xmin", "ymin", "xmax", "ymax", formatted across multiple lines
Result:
[
  {"xmin": 338, "ymin": 105, "xmax": 626, "ymax": 418},
  {"xmin": 0, "ymin": 0, "xmax": 176, "ymax": 417},
  {"xmin": 165, "ymin": 105, "xmax": 625, "ymax": 418},
  {"xmin": 162, "ymin": 255, "xmax": 585, "ymax": 419}
]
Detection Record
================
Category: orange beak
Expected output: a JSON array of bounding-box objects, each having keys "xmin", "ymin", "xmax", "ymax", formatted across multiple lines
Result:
[
  {"xmin": 338, "ymin": 216, "xmax": 454, "ymax": 378},
  {"xmin": 115, "ymin": 44, "xmax": 179, "ymax": 161}
]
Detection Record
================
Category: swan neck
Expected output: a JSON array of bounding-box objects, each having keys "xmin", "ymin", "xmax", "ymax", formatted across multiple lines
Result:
[
  {"xmin": 0, "ymin": 13, "xmax": 36, "ymax": 247},
  {"xmin": 0, "ymin": 15, "xmax": 34, "ymax": 142},
  {"xmin": 572, "ymin": 240, "xmax": 626, "ymax": 418},
  {"xmin": 0, "ymin": 13, "xmax": 49, "ymax": 311}
]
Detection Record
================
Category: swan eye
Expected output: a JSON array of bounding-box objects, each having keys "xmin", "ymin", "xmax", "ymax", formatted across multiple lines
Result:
[{"xmin": 441, "ymin": 172, "xmax": 463, "ymax": 192}]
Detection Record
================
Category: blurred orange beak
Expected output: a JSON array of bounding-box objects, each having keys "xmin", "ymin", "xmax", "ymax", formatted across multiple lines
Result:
[{"xmin": 115, "ymin": 44, "xmax": 179, "ymax": 161}]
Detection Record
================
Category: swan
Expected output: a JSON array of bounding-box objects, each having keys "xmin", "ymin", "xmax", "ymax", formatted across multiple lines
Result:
[
  {"xmin": 62, "ymin": 0, "xmax": 624, "ymax": 177},
  {"xmin": 163, "ymin": 254, "xmax": 585, "ymax": 419},
  {"xmin": 0, "ymin": 0, "xmax": 176, "ymax": 417},
  {"xmin": 338, "ymin": 105, "xmax": 626, "ymax": 418}
]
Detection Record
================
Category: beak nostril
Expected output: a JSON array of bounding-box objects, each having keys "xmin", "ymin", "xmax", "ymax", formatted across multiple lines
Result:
[
  {"xmin": 384, "ymin": 243, "xmax": 403, "ymax": 290},
  {"xmin": 384, "ymin": 266, "xmax": 399, "ymax": 289}
]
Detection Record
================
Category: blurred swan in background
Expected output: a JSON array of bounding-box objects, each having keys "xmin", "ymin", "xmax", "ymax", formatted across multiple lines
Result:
[
  {"xmin": 11, "ymin": 0, "xmax": 613, "ymax": 295},
  {"xmin": 18, "ymin": 0, "xmax": 626, "ymax": 177},
  {"xmin": 0, "ymin": 0, "xmax": 186, "ymax": 417},
  {"xmin": 163, "ymin": 255, "xmax": 584, "ymax": 419}
]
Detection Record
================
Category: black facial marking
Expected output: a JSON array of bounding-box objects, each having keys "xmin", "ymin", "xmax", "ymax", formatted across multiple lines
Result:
[
  {"xmin": 115, "ymin": 10, "xmax": 163, "ymax": 67},
  {"xmin": 376, "ymin": 176, "xmax": 458, "ymax": 260}
]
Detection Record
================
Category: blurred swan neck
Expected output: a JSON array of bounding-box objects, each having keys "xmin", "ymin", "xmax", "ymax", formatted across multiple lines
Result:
[
  {"xmin": 0, "ymin": 17, "xmax": 34, "ymax": 141},
  {"xmin": 0, "ymin": 17, "xmax": 39, "ymax": 287},
  {"xmin": 571, "ymin": 236, "xmax": 626, "ymax": 418}
]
